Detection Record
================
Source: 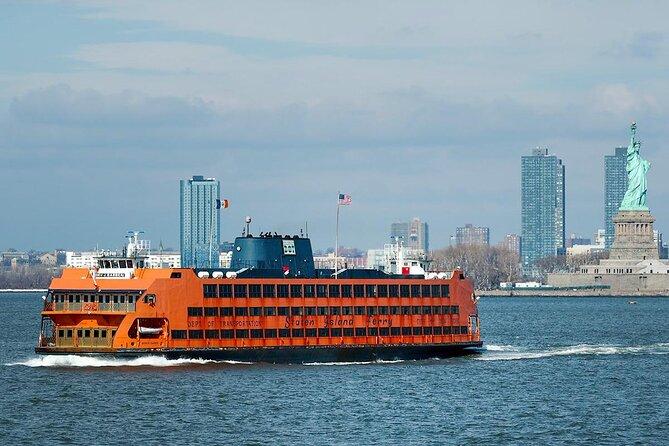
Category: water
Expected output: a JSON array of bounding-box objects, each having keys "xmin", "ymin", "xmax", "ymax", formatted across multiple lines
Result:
[{"xmin": 1, "ymin": 293, "xmax": 667, "ymax": 445}]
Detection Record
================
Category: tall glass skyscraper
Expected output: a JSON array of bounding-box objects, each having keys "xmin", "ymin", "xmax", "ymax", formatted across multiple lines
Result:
[
  {"xmin": 521, "ymin": 148, "xmax": 565, "ymax": 272},
  {"xmin": 604, "ymin": 147, "xmax": 628, "ymax": 248},
  {"xmin": 180, "ymin": 176, "xmax": 221, "ymax": 268}
]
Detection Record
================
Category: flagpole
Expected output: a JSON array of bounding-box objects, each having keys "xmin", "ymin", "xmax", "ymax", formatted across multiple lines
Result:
[{"xmin": 335, "ymin": 192, "xmax": 340, "ymax": 279}]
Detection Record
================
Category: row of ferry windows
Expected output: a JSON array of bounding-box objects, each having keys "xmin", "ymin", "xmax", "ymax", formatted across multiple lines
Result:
[
  {"xmin": 57, "ymin": 329, "xmax": 116, "ymax": 338},
  {"xmin": 188, "ymin": 305, "xmax": 459, "ymax": 317},
  {"xmin": 172, "ymin": 326, "xmax": 470, "ymax": 340},
  {"xmin": 203, "ymin": 283, "xmax": 450, "ymax": 299},
  {"xmin": 51, "ymin": 294, "xmax": 136, "ymax": 304}
]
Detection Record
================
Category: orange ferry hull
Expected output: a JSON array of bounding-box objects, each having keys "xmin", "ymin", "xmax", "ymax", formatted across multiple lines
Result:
[{"xmin": 36, "ymin": 342, "xmax": 482, "ymax": 363}]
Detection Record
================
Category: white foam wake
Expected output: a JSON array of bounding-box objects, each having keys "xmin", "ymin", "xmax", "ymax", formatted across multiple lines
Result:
[
  {"xmin": 303, "ymin": 359, "xmax": 405, "ymax": 366},
  {"xmin": 5, "ymin": 355, "xmax": 253, "ymax": 368},
  {"xmin": 479, "ymin": 343, "xmax": 669, "ymax": 361}
]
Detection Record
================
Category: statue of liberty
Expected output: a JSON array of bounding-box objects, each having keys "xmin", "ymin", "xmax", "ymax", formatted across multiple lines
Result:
[{"xmin": 619, "ymin": 122, "xmax": 650, "ymax": 211}]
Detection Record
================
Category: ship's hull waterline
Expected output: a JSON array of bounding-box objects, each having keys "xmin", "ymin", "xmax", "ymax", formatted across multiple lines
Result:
[{"xmin": 36, "ymin": 341, "xmax": 483, "ymax": 363}]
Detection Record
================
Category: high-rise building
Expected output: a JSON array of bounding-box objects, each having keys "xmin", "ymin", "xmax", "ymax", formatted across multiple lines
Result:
[
  {"xmin": 501, "ymin": 234, "xmax": 521, "ymax": 256},
  {"xmin": 455, "ymin": 224, "xmax": 490, "ymax": 246},
  {"xmin": 390, "ymin": 222, "xmax": 409, "ymax": 244},
  {"xmin": 521, "ymin": 148, "xmax": 566, "ymax": 271},
  {"xmin": 390, "ymin": 218, "xmax": 429, "ymax": 252},
  {"xmin": 605, "ymin": 147, "xmax": 628, "ymax": 248},
  {"xmin": 180, "ymin": 175, "xmax": 221, "ymax": 268}
]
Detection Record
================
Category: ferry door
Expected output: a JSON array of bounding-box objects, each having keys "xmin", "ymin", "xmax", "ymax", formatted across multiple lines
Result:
[{"xmin": 469, "ymin": 316, "xmax": 479, "ymax": 335}]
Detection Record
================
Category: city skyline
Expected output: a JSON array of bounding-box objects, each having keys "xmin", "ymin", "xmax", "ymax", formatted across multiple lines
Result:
[{"xmin": 1, "ymin": 2, "xmax": 669, "ymax": 252}]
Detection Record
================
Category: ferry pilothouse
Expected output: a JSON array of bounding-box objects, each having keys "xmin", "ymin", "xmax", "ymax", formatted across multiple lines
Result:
[{"xmin": 37, "ymin": 230, "xmax": 482, "ymax": 362}]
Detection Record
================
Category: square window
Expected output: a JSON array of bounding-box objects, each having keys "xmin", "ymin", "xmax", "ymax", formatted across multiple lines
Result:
[
  {"xmin": 220, "ymin": 307, "xmax": 233, "ymax": 316},
  {"xmin": 316, "ymin": 284, "xmax": 327, "ymax": 297},
  {"xmin": 262, "ymin": 284, "xmax": 275, "ymax": 298},
  {"xmin": 318, "ymin": 328, "xmax": 329, "ymax": 337},
  {"xmin": 250, "ymin": 307, "xmax": 262, "ymax": 316},
  {"xmin": 203, "ymin": 284, "xmax": 217, "ymax": 298},
  {"xmin": 330, "ymin": 306, "xmax": 341, "ymax": 315},
  {"xmin": 355, "ymin": 328, "xmax": 366, "ymax": 336},
  {"xmin": 328, "ymin": 285, "xmax": 340, "ymax": 297},
  {"xmin": 366, "ymin": 285, "xmax": 376, "ymax": 297},
  {"xmin": 378, "ymin": 285, "xmax": 388, "ymax": 297},
  {"xmin": 235, "ymin": 307, "xmax": 248, "ymax": 316},
  {"xmin": 290, "ymin": 285, "xmax": 302, "ymax": 297},
  {"xmin": 368, "ymin": 327, "xmax": 378, "ymax": 336},
  {"xmin": 264, "ymin": 306, "xmax": 277, "ymax": 316},
  {"xmin": 331, "ymin": 328, "xmax": 342, "ymax": 337},
  {"xmin": 389, "ymin": 285, "xmax": 399, "ymax": 297},
  {"xmin": 279, "ymin": 329, "xmax": 290, "ymax": 338},
  {"xmin": 304, "ymin": 285, "xmax": 315, "ymax": 297},
  {"xmin": 291, "ymin": 329, "xmax": 304, "ymax": 337},
  {"xmin": 249, "ymin": 284, "xmax": 261, "ymax": 298},
  {"xmin": 278, "ymin": 307, "xmax": 289, "ymax": 316},
  {"xmin": 353, "ymin": 285, "xmax": 365, "ymax": 297},
  {"xmin": 219, "ymin": 284, "xmax": 232, "ymax": 297},
  {"xmin": 264, "ymin": 329, "xmax": 277, "ymax": 338},
  {"xmin": 235, "ymin": 329, "xmax": 249, "ymax": 338},
  {"xmin": 234, "ymin": 284, "xmax": 247, "ymax": 298},
  {"xmin": 390, "ymin": 327, "xmax": 401, "ymax": 336},
  {"xmin": 291, "ymin": 307, "xmax": 303, "ymax": 316},
  {"xmin": 204, "ymin": 307, "xmax": 219, "ymax": 317},
  {"xmin": 305, "ymin": 328, "xmax": 317, "ymax": 337},
  {"xmin": 343, "ymin": 328, "xmax": 354, "ymax": 337},
  {"xmin": 277, "ymin": 285, "xmax": 289, "ymax": 297}
]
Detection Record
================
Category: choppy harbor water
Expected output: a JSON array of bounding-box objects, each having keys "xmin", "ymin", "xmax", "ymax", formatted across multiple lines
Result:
[{"xmin": 1, "ymin": 293, "xmax": 667, "ymax": 445}]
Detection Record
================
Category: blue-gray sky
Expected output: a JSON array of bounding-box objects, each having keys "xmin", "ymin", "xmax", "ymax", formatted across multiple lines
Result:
[{"xmin": 1, "ymin": 1, "xmax": 668, "ymax": 251}]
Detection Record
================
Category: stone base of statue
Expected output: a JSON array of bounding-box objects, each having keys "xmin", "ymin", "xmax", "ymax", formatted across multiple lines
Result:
[{"xmin": 609, "ymin": 210, "xmax": 659, "ymax": 260}]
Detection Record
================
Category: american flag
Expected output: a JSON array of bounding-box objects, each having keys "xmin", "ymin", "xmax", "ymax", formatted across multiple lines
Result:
[{"xmin": 338, "ymin": 193, "xmax": 352, "ymax": 205}]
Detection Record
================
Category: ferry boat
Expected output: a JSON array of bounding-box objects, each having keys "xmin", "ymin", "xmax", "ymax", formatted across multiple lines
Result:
[{"xmin": 36, "ymin": 233, "xmax": 482, "ymax": 362}]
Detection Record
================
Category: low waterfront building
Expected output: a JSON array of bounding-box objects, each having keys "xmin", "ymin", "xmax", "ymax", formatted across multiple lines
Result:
[{"xmin": 456, "ymin": 224, "xmax": 490, "ymax": 246}]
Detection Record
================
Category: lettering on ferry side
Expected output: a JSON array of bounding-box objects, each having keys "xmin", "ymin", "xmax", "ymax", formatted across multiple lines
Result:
[
  {"xmin": 284, "ymin": 317, "xmax": 315, "ymax": 328},
  {"xmin": 325, "ymin": 318, "xmax": 354, "ymax": 327},
  {"xmin": 222, "ymin": 320, "xmax": 260, "ymax": 327},
  {"xmin": 187, "ymin": 320, "xmax": 201, "ymax": 328},
  {"xmin": 369, "ymin": 317, "xmax": 391, "ymax": 326},
  {"xmin": 83, "ymin": 303, "xmax": 98, "ymax": 312}
]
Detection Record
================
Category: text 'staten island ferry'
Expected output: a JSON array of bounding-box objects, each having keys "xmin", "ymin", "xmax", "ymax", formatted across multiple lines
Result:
[{"xmin": 36, "ymin": 232, "xmax": 482, "ymax": 363}]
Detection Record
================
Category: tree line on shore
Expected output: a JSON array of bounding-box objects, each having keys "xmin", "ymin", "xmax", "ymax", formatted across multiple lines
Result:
[
  {"xmin": 0, "ymin": 265, "xmax": 57, "ymax": 289},
  {"xmin": 430, "ymin": 244, "xmax": 608, "ymax": 290}
]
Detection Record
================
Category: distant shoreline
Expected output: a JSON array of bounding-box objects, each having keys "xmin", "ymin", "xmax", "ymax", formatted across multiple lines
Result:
[{"xmin": 0, "ymin": 289, "xmax": 47, "ymax": 293}]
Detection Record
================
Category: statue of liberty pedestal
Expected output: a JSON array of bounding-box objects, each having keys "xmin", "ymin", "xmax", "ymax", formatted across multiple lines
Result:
[
  {"xmin": 610, "ymin": 122, "xmax": 659, "ymax": 260},
  {"xmin": 620, "ymin": 122, "xmax": 650, "ymax": 211}
]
